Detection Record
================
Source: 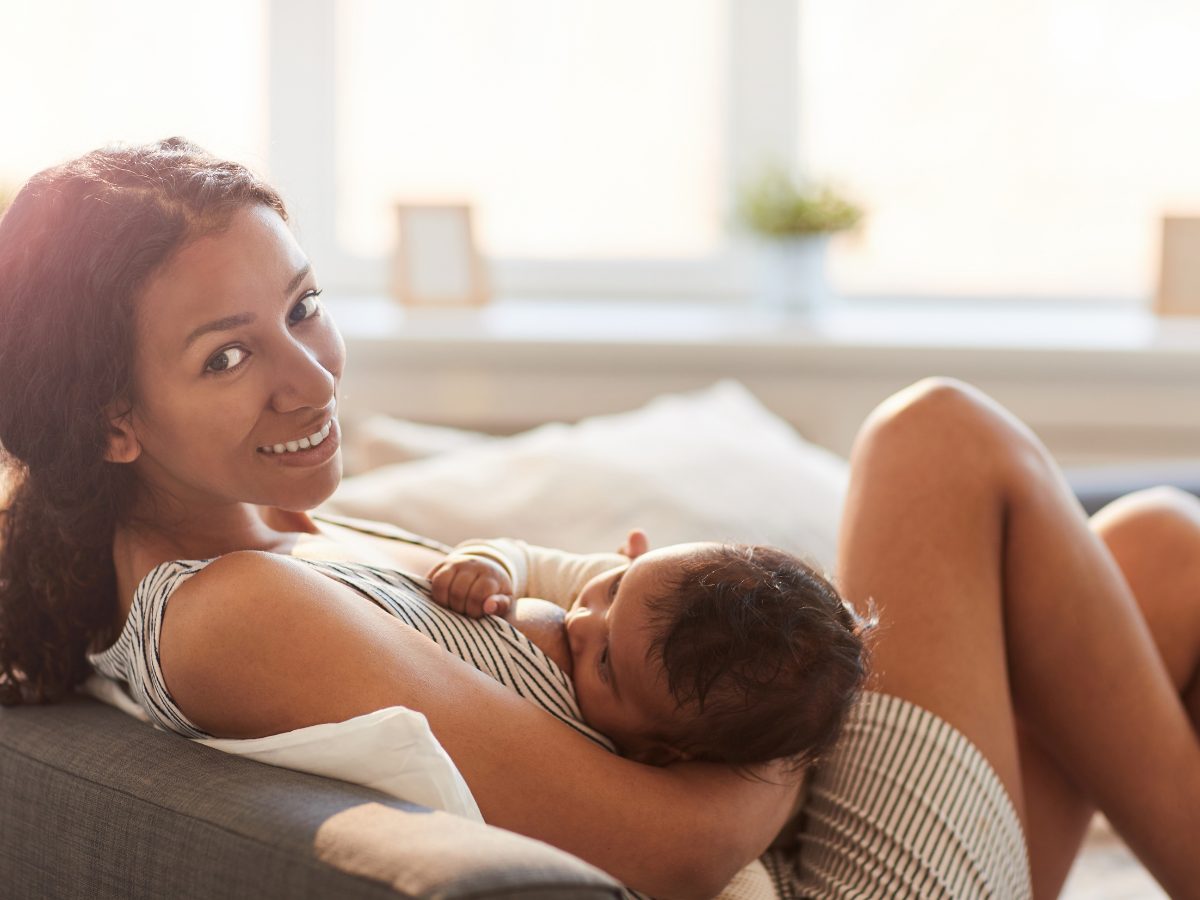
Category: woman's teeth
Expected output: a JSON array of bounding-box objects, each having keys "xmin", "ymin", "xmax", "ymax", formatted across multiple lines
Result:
[{"xmin": 258, "ymin": 420, "xmax": 333, "ymax": 454}]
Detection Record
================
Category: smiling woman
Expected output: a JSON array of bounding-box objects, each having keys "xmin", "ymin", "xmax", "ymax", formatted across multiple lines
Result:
[{"xmin": 0, "ymin": 138, "xmax": 299, "ymax": 704}]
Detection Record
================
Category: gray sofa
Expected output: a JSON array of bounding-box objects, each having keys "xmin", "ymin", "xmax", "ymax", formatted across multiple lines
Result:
[
  {"xmin": 3, "ymin": 465, "xmax": 1196, "ymax": 899},
  {"xmin": 0, "ymin": 696, "xmax": 621, "ymax": 899}
]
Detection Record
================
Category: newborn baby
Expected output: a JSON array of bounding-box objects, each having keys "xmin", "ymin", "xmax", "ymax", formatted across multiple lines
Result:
[{"xmin": 426, "ymin": 529, "xmax": 873, "ymax": 769}]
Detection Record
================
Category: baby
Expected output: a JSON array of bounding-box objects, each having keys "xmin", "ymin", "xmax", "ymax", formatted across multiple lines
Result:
[{"xmin": 425, "ymin": 529, "xmax": 875, "ymax": 770}]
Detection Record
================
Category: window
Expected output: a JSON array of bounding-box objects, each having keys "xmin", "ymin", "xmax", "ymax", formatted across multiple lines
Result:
[
  {"xmin": 0, "ymin": 1, "xmax": 267, "ymax": 188},
  {"xmin": 12, "ymin": 1, "xmax": 1190, "ymax": 305},
  {"xmin": 802, "ymin": 0, "xmax": 1200, "ymax": 302},
  {"xmin": 334, "ymin": 0, "xmax": 724, "ymax": 261}
]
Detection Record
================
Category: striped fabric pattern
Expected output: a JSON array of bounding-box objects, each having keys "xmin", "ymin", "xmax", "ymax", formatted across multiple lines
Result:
[
  {"xmin": 87, "ymin": 535, "xmax": 615, "ymax": 753},
  {"xmin": 762, "ymin": 690, "xmax": 1033, "ymax": 900}
]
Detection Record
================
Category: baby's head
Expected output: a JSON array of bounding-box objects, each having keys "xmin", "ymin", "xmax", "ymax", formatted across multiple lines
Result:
[{"xmin": 565, "ymin": 539, "xmax": 876, "ymax": 771}]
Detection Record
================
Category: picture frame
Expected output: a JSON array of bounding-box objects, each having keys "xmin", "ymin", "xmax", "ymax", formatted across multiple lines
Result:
[
  {"xmin": 1155, "ymin": 215, "xmax": 1200, "ymax": 316},
  {"xmin": 391, "ymin": 203, "xmax": 490, "ymax": 308}
]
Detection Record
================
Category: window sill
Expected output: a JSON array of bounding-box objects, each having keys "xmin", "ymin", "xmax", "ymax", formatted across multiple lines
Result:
[{"xmin": 330, "ymin": 295, "xmax": 1200, "ymax": 465}]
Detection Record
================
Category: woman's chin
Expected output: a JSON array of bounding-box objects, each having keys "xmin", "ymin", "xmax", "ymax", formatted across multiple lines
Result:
[{"xmin": 267, "ymin": 463, "xmax": 343, "ymax": 512}]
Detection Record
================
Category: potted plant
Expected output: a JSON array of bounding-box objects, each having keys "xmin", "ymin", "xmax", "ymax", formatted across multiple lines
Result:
[{"xmin": 735, "ymin": 164, "xmax": 863, "ymax": 314}]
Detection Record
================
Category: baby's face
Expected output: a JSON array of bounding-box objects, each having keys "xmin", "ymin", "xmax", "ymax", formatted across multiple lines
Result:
[{"xmin": 565, "ymin": 543, "xmax": 716, "ymax": 764}]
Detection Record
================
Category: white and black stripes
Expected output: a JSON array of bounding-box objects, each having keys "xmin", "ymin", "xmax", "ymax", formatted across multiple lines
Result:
[
  {"xmin": 766, "ymin": 690, "xmax": 1032, "ymax": 899},
  {"xmin": 300, "ymin": 560, "xmax": 615, "ymax": 750},
  {"xmin": 88, "ymin": 548, "xmax": 616, "ymax": 753},
  {"xmin": 90, "ymin": 559, "xmax": 213, "ymax": 740}
]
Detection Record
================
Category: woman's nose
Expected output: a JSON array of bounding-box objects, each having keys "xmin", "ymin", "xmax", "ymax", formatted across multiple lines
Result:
[{"xmin": 270, "ymin": 336, "xmax": 338, "ymax": 413}]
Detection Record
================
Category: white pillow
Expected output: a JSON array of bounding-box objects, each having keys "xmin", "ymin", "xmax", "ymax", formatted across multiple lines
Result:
[
  {"xmin": 322, "ymin": 379, "xmax": 849, "ymax": 573},
  {"xmin": 77, "ymin": 673, "xmax": 482, "ymax": 822},
  {"xmin": 349, "ymin": 414, "xmax": 496, "ymax": 471}
]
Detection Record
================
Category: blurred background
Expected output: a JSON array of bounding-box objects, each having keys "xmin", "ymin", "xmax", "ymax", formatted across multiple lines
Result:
[
  {"xmin": 3, "ymin": 0, "xmax": 1200, "ymax": 473},
  {"xmin": 9, "ymin": 0, "xmax": 1200, "ymax": 302}
]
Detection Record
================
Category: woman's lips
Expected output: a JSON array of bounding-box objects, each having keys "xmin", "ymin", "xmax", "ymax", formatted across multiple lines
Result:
[{"xmin": 256, "ymin": 418, "xmax": 340, "ymax": 467}]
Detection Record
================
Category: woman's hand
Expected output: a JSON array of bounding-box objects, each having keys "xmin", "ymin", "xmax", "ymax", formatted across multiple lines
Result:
[{"xmin": 426, "ymin": 554, "xmax": 514, "ymax": 617}]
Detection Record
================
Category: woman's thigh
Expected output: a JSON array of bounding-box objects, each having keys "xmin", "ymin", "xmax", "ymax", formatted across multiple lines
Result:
[{"xmin": 834, "ymin": 378, "xmax": 1034, "ymax": 829}]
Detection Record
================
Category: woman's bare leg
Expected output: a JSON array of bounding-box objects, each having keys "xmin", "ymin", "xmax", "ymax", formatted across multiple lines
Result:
[
  {"xmin": 837, "ymin": 378, "xmax": 1200, "ymax": 899},
  {"xmin": 1017, "ymin": 486, "xmax": 1200, "ymax": 897}
]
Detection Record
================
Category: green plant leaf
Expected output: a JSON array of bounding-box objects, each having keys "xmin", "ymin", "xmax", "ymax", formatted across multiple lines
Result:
[{"xmin": 736, "ymin": 165, "xmax": 863, "ymax": 237}]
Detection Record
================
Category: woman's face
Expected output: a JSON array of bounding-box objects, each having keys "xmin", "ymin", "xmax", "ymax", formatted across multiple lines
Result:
[{"xmin": 118, "ymin": 204, "xmax": 345, "ymax": 515}]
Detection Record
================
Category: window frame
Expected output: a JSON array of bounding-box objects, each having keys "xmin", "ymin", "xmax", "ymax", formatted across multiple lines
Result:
[{"xmin": 267, "ymin": 0, "xmax": 799, "ymax": 300}]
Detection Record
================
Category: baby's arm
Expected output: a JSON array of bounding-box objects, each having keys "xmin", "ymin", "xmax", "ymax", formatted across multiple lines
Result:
[{"xmin": 447, "ymin": 538, "xmax": 627, "ymax": 610}]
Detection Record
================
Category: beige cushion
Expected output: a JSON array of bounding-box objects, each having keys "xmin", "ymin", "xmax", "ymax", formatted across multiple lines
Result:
[{"xmin": 322, "ymin": 379, "xmax": 848, "ymax": 573}]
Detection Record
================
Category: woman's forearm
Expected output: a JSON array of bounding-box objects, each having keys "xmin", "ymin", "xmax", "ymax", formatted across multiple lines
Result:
[
  {"xmin": 404, "ymin": 670, "xmax": 763, "ymax": 895},
  {"xmin": 391, "ymin": 631, "xmax": 798, "ymax": 895}
]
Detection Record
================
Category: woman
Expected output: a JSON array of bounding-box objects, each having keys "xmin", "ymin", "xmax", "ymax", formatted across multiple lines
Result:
[{"xmin": 0, "ymin": 138, "xmax": 1197, "ymax": 899}]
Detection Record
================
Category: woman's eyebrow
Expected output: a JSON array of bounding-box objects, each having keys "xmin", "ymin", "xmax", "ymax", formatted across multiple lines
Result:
[
  {"xmin": 183, "ymin": 311, "xmax": 256, "ymax": 350},
  {"xmin": 181, "ymin": 262, "xmax": 312, "ymax": 350}
]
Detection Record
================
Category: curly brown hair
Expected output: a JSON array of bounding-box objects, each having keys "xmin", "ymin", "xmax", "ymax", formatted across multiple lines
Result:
[
  {"xmin": 0, "ymin": 137, "xmax": 287, "ymax": 705},
  {"xmin": 646, "ymin": 544, "xmax": 878, "ymax": 774}
]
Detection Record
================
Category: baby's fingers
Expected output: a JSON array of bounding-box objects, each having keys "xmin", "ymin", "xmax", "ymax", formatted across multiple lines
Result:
[
  {"xmin": 480, "ymin": 594, "xmax": 512, "ymax": 616},
  {"xmin": 465, "ymin": 576, "xmax": 508, "ymax": 617},
  {"xmin": 426, "ymin": 562, "xmax": 455, "ymax": 607}
]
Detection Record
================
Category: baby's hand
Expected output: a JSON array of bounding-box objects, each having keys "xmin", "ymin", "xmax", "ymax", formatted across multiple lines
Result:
[{"xmin": 426, "ymin": 555, "xmax": 514, "ymax": 617}]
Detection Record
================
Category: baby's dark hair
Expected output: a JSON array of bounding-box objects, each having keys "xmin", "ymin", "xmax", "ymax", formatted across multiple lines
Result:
[{"xmin": 644, "ymin": 544, "xmax": 877, "ymax": 772}]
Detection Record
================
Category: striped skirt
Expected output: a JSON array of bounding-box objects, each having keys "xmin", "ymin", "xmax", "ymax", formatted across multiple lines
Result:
[{"xmin": 761, "ymin": 691, "xmax": 1032, "ymax": 900}]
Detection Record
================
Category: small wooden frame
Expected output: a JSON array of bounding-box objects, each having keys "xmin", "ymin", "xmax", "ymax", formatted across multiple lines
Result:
[
  {"xmin": 1155, "ymin": 216, "xmax": 1200, "ymax": 316},
  {"xmin": 391, "ymin": 203, "xmax": 490, "ymax": 308}
]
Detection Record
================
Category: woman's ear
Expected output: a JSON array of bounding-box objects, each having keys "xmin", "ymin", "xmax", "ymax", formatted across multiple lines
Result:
[{"xmin": 103, "ymin": 402, "xmax": 140, "ymax": 464}]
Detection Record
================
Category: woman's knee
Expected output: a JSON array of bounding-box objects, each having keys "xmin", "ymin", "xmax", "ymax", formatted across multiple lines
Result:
[
  {"xmin": 854, "ymin": 377, "xmax": 1045, "ymax": 478},
  {"xmin": 1094, "ymin": 486, "xmax": 1200, "ymax": 559},
  {"xmin": 1092, "ymin": 486, "xmax": 1200, "ymax": 691}
]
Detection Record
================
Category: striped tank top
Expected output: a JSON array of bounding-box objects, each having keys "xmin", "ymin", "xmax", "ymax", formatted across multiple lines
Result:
[{"xmin": 86, "ymin": 512, "xmax": 616, "ymax": 753}]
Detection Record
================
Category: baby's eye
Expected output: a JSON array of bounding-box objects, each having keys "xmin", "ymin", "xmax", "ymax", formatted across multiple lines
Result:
[
  {"xmin": 598, "ymin": 645, "xmax": 610, "ymax": 683},
  {"xmin": 205, "ymin": 346, "xmax": 247, "ymax": 374},
  {"xmin": 609, "ymin": 571, "xmax": 625, "ymax": 601},
  {"xmin": 288, "ymin": 289, "xmax": 323, "ymax": 325}
]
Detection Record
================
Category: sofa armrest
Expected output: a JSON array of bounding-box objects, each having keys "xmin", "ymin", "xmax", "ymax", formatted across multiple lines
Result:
[
  {"xmin": 1065, "ymin": 460, "xmax": 1200, "ymax": 516},
  {"xmin": 0, "ymin": 695, "xmax": 621, "ymax": 899}
]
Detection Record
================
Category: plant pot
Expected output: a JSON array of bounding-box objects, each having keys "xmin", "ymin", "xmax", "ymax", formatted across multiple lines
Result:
[{"xmin": 755, "ymin": 234, "xmax": 832, "ymax": 315}]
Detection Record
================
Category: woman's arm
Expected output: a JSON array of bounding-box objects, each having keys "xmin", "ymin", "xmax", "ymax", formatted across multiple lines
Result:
[{"xmin": 158, "ymin": 551, "xmax": 800, "ymax": 898}]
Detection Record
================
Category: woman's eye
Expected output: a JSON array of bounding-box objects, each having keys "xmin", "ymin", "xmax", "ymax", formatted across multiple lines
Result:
[
  {"xmin": 203, "ymin": 289, "xmax": 323, "ymax": 376},
  {"xmin": 287, "ymin": 289, "xmax": 323, "ymax": 325},
  {"xmin": 205, "ymin": 346, "xmax": 247, "ymax": 374}
]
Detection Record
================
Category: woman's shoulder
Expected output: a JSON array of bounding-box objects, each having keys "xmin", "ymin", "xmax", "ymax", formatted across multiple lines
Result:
[{"xmin": 154, "ymin": 549, "xmax": 423, "ymax": 739}]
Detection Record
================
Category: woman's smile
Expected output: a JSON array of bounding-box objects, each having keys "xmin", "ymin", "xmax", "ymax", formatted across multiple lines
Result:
[{"xmin": 255, "ymin": 416, "xmax": 341, "ymax": 468}]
